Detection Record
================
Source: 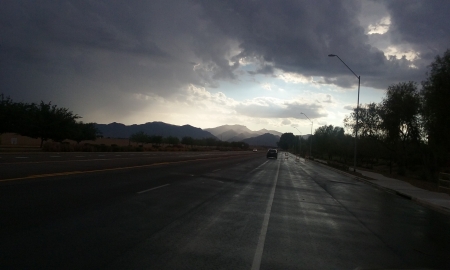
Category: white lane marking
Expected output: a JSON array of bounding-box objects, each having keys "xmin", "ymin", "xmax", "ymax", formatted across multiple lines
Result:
[
  {"xmin": 212, "ymin": 169, "xmax": 221, "ymax": 172},
  {"xmin": 249, "ymin": 160, "xmax": 269, "ymax": 174},
  {"xmin": 15, "ymin": 157, "xmax": 29, "ymax": 159},
  {"xmin": 251, "ymin": 158, "xmax": 281, "ymax": 270},
  {"xmin": 137, "ymin": 184, "xmax": 170, "ymax": 194}
]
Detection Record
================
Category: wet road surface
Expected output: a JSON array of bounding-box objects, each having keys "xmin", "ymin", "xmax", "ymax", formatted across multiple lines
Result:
[{"xmin": 1, "ymin": 151, "xmax": 449, "ymax": 269}]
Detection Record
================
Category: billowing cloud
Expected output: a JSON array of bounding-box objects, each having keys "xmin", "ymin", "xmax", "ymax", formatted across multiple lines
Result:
[
  {"xmin": 235, "ymin": 98, "xmax": 326, "ymax": 119},
  {"xmin": 1, "ymin": 0, "xmax": 448, "ymax": 133},
  {"xmin": 281, "ymin": 119, "xmax": 291, "ymax": 125}
]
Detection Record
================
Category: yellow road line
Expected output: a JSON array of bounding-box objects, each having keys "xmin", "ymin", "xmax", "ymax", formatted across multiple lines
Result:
[
  {"xmin": 0, "ymin": 155, "xmax": 238, "ymax": 182},
  {"xmin": 0, "ymin": 157, "xmax": 152, "ymax": 165}
]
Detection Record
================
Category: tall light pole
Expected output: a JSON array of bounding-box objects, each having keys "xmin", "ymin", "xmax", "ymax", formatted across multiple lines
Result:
[
  {"xmin": 300, "ymin": 112, "xmax": 313, "ymax": 158},
  {"xmin": 293, "ymin": 126, "xmax": 302, "ymax": 156},
  {"xmin": 328, "ymin": 54, "xmax": 360, "ymax": 172}
]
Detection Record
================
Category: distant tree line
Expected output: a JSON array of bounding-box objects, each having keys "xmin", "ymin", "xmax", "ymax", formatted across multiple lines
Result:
[
  {"xmin": 0, "ymin": 96, "xmax": 100, "ymax": 147},
  {"xmin": 279, "ymin": 49, "xmax": 450, "ymax": 181},
  {"xmin": 129, "ymin": 131, "xmax": 250, "ymax": 150}
]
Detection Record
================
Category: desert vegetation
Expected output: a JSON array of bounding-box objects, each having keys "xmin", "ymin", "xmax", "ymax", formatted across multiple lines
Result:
[
  {"xmin": 129, "ymin": 131, "xmax": 250, "ymax": 151},
  {"xmin": 0, "ymin": 97, "xmax": 99, "ymax": 147}
]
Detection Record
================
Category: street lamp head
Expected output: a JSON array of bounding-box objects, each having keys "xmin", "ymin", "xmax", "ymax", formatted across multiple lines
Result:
[{"xmin": 328, "ymin": 54, "xmax": 336, "ymax": 57}]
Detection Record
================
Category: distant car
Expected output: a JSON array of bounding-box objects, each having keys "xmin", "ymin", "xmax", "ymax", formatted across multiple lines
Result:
[
  {"xmin": 266, "ymin": 149, "xmax": 278, "ymax": 159},
  {"xmin": 253, "ymin": 148, "xmax": 258, "ymax": 152}
]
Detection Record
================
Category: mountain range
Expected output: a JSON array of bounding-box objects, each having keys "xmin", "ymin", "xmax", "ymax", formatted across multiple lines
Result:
[
  {"xmin": 95, "ymin": 122, "xmax": 283, "ymax": 147},
  {"xmin": 204, "ymin": 124, "xmax": 282, "ymax": 142},
  {"xmin": 95, "ymin": 122, "xmax": 217, "ymax": 139},
  {"xmin": 242, "ymin": 133, "xmax": 280, "ymax": 147}
]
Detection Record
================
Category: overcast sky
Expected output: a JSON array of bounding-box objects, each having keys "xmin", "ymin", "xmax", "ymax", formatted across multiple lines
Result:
[{"xmin": 2, "ymin": 0, "xmax": 449, "ymax": 134}]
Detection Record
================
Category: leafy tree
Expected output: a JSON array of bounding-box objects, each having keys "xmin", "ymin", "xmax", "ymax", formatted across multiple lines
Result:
[
  {"xmin": 205, "ymin": 137, "xmax": 217, "ymax": 146},
  {"xmin": 421, "ymin": 49, "xmax": 450, "ymax": 171},
  {"xmin": 345, "ymin": 82, "xmax": 422, "ymax": 173},
  {"xmin": 70, "ymin": 122, "xmax": 100, "ymax": 144},
  {"xmin": 278, "ymin": 133, "xmax": 297, "ymax": 150},
  {"xmin": 130, "ymin": 131, "xmax": 150, "ymax": 144},
  {"xmin": 150, "ymin": 135, "xmax": 163, "ymax": 145},
  {"xmin": 165, "ymin": 136, "xmax": 180, "ymax": 146},
  {"xmin": 344, "ymin": 103, "xmax": 384, "ymax": 140},
  {"xmin": 379, "ymin": 82, "xmax": 422, "ymax": 172},
  {"xmin": 380, "ymin": 82, "xmax": 422, "ymax": 145},
  {"xmin": 0, "ymin": 94, "xmax": 16, "ymax": 134},
  {"xmin": 0, "ymin": 94, "xmax": 33, "ymax": 134},
  {"xmin": 23, "ymin": 101, "xmax": 79, "ymax": 147},
  {"xmin": 181, "ymin": 136, "xmax": 195, "ymax": 147},
  {"xmin": 314, "ymin": 125, "xmax": 345, "ymax": 160}
]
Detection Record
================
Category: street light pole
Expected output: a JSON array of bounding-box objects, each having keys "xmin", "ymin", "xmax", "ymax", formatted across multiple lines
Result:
[
  {"xmin": 300, "ymin": 112, "xmax": 313, "ymax": 158},
  {"xmin": 328, "ymin": 54, "xmax": 360, "ymax": 172},
  {"xmin": 293, "ymin": 126, "xmax": 302, "ymax": 156}
]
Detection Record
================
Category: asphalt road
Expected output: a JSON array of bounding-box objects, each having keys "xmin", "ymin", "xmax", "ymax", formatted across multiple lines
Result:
[{"xmin": 1, "ymin": 151, "xmax": 450, "ymax": 269}]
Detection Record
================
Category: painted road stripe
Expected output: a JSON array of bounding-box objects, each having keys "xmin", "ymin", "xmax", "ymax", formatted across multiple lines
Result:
[
  {"xmin": 137, "ymin": 184, "xmax": 170, "ymax": 194},
  {"xmin": 251, "ymin": 157, "xmax": 281, "ymax": 270},
  {"xmin": 248, "ymin": 160, "xmax": 269, "ymax": 174},
  {"xmin": 0, "ymin": 155, "xmax": 241, "ymax": 182}
]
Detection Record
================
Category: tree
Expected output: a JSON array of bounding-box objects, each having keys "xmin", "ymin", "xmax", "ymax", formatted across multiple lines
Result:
[
  {"xmin": 379, "ymin": 82, "xmax": 422, "ymax": 173},
  {"xmin": 278, "ymin": 133, "xmax": 296, "ymax": 150},
  {"xmin": 344, "ymin": 83, "xmax": 422, "ymax": 173},
  {"xmin": 380, "ymin": 82, "xmax": 422, "ymax": 145},
  {"xmin": 24, "ymin": 101, "xmax": 79, "ymax": 147},
  {"xmin": 344, "ymin": 103, "xmax": 384, "ymax": 140},
  {"xmin": 0, "ymin": 94, "xmax": 33, "ymax": 135},
  {"xmin": 150, "ymin": 135, "xmax": 163, "ymax": 145},
  {"xmin": 130, "ymin": 131, "xmax": 150, "ymax": 144},
  {"xmin": 181, "ymin": 136, "xmax": 195, "ymax": 147},
  {"xmin": 165, "ymin": 136, "xmax": 180, "ymax": 146},
  {"xmin": 70, "ymin": 122, "xmax": 100, "ymax": 144},
  {"xmin": 314, "ymin": 125, "xmax": 345, "ymax": 160},
  {"xmin": 421, "ymin": 49, "xmax": 450, "ymax": 171}
]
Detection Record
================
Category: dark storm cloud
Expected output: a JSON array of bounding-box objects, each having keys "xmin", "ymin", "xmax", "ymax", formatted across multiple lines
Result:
[
  {"xmin": 247, "ymin": 64, "xmax": 275, "ymax": 75},
  {"xmin": 385, "ymin": 1, "xmax": 450, "ymax": 54},
  {"xmin": 197, "ymin": 0, "xmax": 447, "ymax": 88},
  {"xmin": 0, "ymin": 0, "xmax": 238, "ymax": 118},
  {"xmin": 235, "ymin": 99, "xmax": 326, "ymax": 119},
  {"xmin": 1, "ymin": 0, "xmax": 448, "ymax": 122}
]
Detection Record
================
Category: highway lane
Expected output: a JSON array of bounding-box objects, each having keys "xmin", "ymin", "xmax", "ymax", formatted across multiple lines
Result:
[
  {"xmin": 1, "ymin": 151, "xmax": 450, "ymax": 269},
  {"xmin": 0, "ymin": 151, "xmax": 252, "ymax": 180}
]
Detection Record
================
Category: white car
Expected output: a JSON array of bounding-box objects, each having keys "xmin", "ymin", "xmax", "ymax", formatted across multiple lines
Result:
[{"xmin": 253, "ymin": 148, "xmax": 258, "ymax": 152}]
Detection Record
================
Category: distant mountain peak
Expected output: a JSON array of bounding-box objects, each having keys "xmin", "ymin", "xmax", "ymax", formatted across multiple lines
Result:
[
  {"xmin": 205, "ymin": 124, "xmax": 282, "ymax": 142},
  {"xmin": 96, "ymin": 121, "xmax": 216, "ymax": 139}
]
